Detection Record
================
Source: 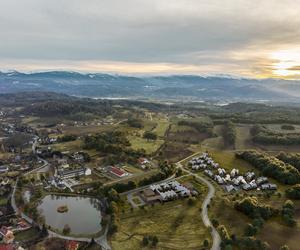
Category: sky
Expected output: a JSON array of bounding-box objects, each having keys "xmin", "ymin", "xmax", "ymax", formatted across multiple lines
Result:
[{"xmin": 0, "ymin": 0, "xmax": 299, "ymax": 79}]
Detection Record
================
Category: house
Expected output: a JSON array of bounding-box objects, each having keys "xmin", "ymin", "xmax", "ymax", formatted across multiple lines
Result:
[
  {"xmin": 0, "ymin": 226, "xmax": 14, "ymax": 244},
  {"xmin": 261, "ymin": 183, "xmax": 277, "ymax": 190},
  {"xmin": 215, "ymin": 175, "xmax": 225, "ymax": 184},
  {"xmin": 16, "ymin": 219, "xmax": 31, "ymax": 231},
  {"xmin": 58, "ymin": 167, "xmax": 91, "ymax": 179},
  {"xmin": 138, "ymin": 158, "xmax": 150, "ymax": 165},
  {"xmin": 217, "ymin": 168, "xmax": 226, "ymax": 176},
  {"xmin": 159, "ymin": 190, "xmax": 177, "ymax": 201},
  {"xmin": 72, "ymin": 152, "xmax": 84, "ymax": 162},
  {"xmin": 230, "ymin": 169, "xmax": 239, "ymax": 178},
  {"xmin": 204, "ymin": 170, "xmax": 214, "ymax": 178},
  {"xmin": 65, "ymin": 240, "xmax": 79, "ymax": 250},
  {"xmin": 224, "ymin": 185, "xmax": 235, "ymax": 192},
  {"xmin": 256, "ymin": 177, "xmax": 268, "ymax": 186},
  {"xmin": 110, "ymin": 166, "xmax": 129, "ymax": 178},
  {"xmin": 245, "ymin": 172, "xmax": 255, "ymax": 182}
]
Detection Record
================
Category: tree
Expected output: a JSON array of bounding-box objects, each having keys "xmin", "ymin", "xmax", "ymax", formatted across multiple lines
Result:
[
  {"xmin": 151, "ymin": 235, "xmax": 158, "ymax": 247},
  {"xmin": 5, "ymin": 133, "xmax": 31, "ymax": 153},
  {"xmin": 143, "ymin": 131, "xmax": 157, "ymax": 141},
  {"xmin": 244, "ymin": 223, "xmax": 258, "ymax": 236},
  {"xmin": 40, "ymin": 224, "xmax": 48, "ymax": 237},
  {"xmin": 142, "ymin": 236, "xmax": 149, "ymax": 246},
  {"xmin": 212, "ymin": 219, "xmax": 219, "ymax": 228},
  {"xmin": 62, "ymin": 224, "xmax": 71, "ymax": 235},
  {"xmin": 203, "ymin": 239, "xmax": 209, "ymax": 248}
]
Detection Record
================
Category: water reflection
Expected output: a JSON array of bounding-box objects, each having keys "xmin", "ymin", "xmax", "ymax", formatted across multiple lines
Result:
[{"xmin": 38, "ymin": 195, "xmax": 102, "ymax": 234}]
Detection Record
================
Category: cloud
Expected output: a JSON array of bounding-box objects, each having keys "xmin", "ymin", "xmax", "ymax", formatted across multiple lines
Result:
[
  {"xmin": 0, "ymin": 0, "xmax": 299, "ymax": 77},
  {"xmin": 288, "ymin": 66, "xmax": 300, "ymax": 71}
]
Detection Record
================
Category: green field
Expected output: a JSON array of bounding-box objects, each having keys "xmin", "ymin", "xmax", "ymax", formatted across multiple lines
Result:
[
  {"xmin": 0, "ymin": 197, "xmax": 7, "ymax": 206},
  {"xmin": 235, "ymin": 125, "xmax": 253, "ymax": 150},
  {"xmin": 128, "ymin": 136, "xmax": 164, "ymax": 155},
  {"xmin": 207, "ymin": 150, "xmax": 257, "ymax": 174},
  {"xmin": 14, "ymin": 227, "xmax": 40, "ymax": 241},
  {"xmin": 152, "ymin": 120, "xmax": 170, "ymax": 137},
  {"xmin": 51, "ymin": 139, "xmax": 82, "ymax": 152},
  {"xmin": 112, "ymin": 182, "xmax": 210, "ymax": 250},
  {"xmin": 266, "ymin": 124, "xmax": 300, "ymax": 134},
  {"xmin": 258, "ymin": 216, "xmax": 300, "ymax": 250}
]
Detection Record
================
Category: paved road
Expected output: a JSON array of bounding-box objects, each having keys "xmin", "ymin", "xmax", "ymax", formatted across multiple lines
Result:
[{"xmin": 178, "ymin": 163, "xmax": 221, "ymax": 250}]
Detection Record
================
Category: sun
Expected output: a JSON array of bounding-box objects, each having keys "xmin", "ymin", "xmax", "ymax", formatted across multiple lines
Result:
[{"xmin": 271, "ymin": 48, "xmax": 300, "ymax": 78}]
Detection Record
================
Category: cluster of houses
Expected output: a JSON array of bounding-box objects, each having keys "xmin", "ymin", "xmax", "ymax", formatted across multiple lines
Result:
[
  {"xmin": 142, "ymin": 180, "xmax": 197, "ymax": 203},
  {"xmin": 73, "ymin": 118, "xmax": 114, "ymax": 127},
  {"xmin": 38, "ymin": 136, "xmax": 57, "ymax": 145},
  {"xmin": 0, "ymin": 219, "xmax": 31, "ymax": 244},
  {"xmin": 0, "ymin": 155, "xmax": 42, "ymax": 176},
  {"xmin": 1, "ymin": 123, "xmax": 34, "ymax": 136},
  {"xmin": 189, "ymin": 153, "xmax": 277, "ymax": 192}
]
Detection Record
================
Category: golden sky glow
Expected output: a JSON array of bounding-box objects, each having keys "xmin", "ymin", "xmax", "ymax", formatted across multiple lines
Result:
[{"xmin": 271, "ymin": 49, "xmax": 300, "ymax": 78}]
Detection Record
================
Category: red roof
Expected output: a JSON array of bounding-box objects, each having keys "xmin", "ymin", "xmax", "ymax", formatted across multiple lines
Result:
[
  {"xmin": 110, "ymin": 166, "xmax": 126, "ymax": 176},
  {"xmin": 65, "ymin": 240, "xmax": 79, "ymax": 250},
  {"xmin": 0, "ymin": 244, "xmax": 15, "ymax": 250}
]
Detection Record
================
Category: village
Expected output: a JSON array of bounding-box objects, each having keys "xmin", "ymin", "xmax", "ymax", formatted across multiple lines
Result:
[{"xmin": 189, "ymin": 153, "xmax": 277, "ymax": 192}]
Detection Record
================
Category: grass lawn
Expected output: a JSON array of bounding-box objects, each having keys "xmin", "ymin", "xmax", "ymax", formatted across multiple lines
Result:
[
  {"xmin": 128, "ymin": 136, "xmax": 164, "ymax": 155},
  {"xmin": 208, "ymin": 150, "xmax": 256, "ymax": 174},
  {"xmin": 111, "ymin": 198, "xmax": 211, "ymax": 250},
  {"xmin": 0, "ymin": 197, "xmax": 7, "ymax": 206},
  {"xmin": 152, "ymin": 120, "xmax": 170, "ymax": 137},
  {"xmin": 266, "ymin": 124, "xmax": 300, "ymax": 134},
  {"xmin": 14, "ymin": 227, "xmax": 40, "ymax": 241},
  {"xmin": 51, "ymin": 139, "xmax": 82, "ymax": 152},
  {"xmin": 209, "ymin": 196, "xmax": 251, "ymax": 236},
  {"xmin": 235, "ymin": 125, "xmax": 253, "ymax": 150},
  {"xmin": 60, "ymin": 124, "xmax": 113, "ymax": 136},
  {"xmin": 170, "ymin": 124, "xmax": 194, "ymax": 133},
  {"xmin": 258, "ymin": 219, "xmax": 300, "ymax": 250}
]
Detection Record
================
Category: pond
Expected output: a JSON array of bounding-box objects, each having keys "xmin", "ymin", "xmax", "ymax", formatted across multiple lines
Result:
[{"xmin": 38, "ymin": 195, "xmax": 102, "ymax": 235}]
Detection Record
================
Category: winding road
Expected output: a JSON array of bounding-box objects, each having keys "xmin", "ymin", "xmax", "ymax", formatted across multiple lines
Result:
[{"xmin": 177, "ymin": 161, "xmax": 221, "ymax": 250}]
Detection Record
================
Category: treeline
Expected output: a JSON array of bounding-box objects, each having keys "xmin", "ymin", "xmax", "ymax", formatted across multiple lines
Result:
[
  {"xmin": 21, "ymin": 95, "xmax": 113, "ymax": 118},
  {"xmin": 251, "ymin": 125, "xmax": 300, "ymax": 145},
  {"xmin": 83, "ymin": 131, "xmax": 144, "ymax": 164},
  {"xmin": 236, "ymin": 151, "xmax": 300, "ymax": 185},
  {"xmin": 235, "ymin": 197, "xmax": 278, "ymax": 220},
  {"xmin": 126, "ymin": 117, "xmax": 144, "ymax": 128},
  {"xmin": 277, "ymin": 152, "xmax": 300, "ymax": 171},
  {"xmin": 84, "ymin": 131, "xmax": 130, "ymax": 152},
  {"xmin": 223, "ymin": 121, "xmax": 236, "ymax": 147},
  {"xmin": 281, "ymin": 125, "xmax": 295, "ymax": 130},
  {"xmin": 286, "ymin": 184, "xmax": 300, "ymax": 199},
  {"xmin": 177, "ymin": 120, "xmax": 213, "ymax": 135}
]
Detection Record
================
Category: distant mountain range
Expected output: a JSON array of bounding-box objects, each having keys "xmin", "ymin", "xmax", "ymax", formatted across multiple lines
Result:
[{"xmin": 0, "ymin": 71, "xmax": 299, "ymax": 102}]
